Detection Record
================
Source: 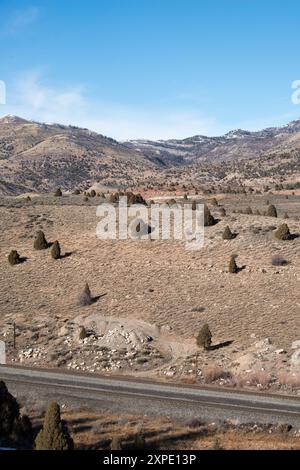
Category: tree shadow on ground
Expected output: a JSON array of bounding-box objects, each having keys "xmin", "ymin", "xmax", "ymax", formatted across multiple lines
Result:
[
  {"xmin": 60, "ymin": 251, "xmax": 73, "ymax": 259},
  {"xmin": 209, "ymin": 340, "xmax": 233, "ymax": 351}
]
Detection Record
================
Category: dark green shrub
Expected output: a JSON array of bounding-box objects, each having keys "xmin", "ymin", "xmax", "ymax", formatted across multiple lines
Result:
[
  {"xmin": 78, "ymin": 283, "xmax": 93, "ymax": 306},
  {"xmin": 204, "ymin": 204, "xmax": 215, "ymax": 226},
  {"xmin": 34, "ymin": 231, "xmax": 48, "ymax": 250},
  {"xmin": 229, "ymin": 255, "xmax": 238, "ymax": 273},
  {"xmin": 222, "ymin": 226, "xmax": 235, "ymax": 240},
  {"xmin": 54, "ymin": 188, "xmax": 62, "ymax": 197},
  {"xmin": 8, "ymin": 250, "xmax": 21, "ymax": 265},
  {"xmin": 274, "ymin": 223, "xmax": 291, "ymax": 240},
  {"xmin": 267, "ymin": 204, "xmax": 277, "ymax": 217},
  {"xmin": 35, "ymin": 402, "xmax": 73, "ymax": 450},
  {"xmin": 79, "ymin": 326, "xmax": 87, "ymax": 340},
  {"xmin": 51, "ymin": 241, "xmax": 61, "ymax": 260},
  {"xmin": 196, "ymin": 324, "xmax": 212, "ymax": 350}
]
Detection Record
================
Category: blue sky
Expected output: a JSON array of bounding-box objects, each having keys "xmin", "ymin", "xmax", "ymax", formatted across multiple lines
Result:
[{"xmin": 0, "ymin": 0, "xmax": 300, "ymax": 139}]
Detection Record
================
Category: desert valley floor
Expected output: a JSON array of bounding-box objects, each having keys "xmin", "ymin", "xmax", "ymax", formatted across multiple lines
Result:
[{"xmin": 1, "ymin": 192, "xmax": 300, "ymax": 392}]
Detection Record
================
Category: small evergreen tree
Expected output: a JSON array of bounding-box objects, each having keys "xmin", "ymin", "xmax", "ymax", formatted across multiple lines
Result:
[
  {"xmin": 204, "ymin": 204, "xmax": 215, "ymax": 227},
  {"xmin": 78, "ymin": 283, "xmax": 93, "ymax": 306},
  {"xmin": 229, "ymin": 255, "xmax": 238, "ymax": 273},
  {"xmin": 110, "ymin": 436, "xmax": 122, "ymax": 450},
  {"xmin": 267, "ymin": 204, "xmax": 277, "ymax": 217},
  {"xmin": 35, "ymin": 402, "xmax": 73, "ymax": 450},
  {"xmin": 244, "ymin": 206, "xmax": 253, "ymax": 215},
  {"xmin": 34, "ymin": 231, "xmax": 48, "ymax": 250},
  {"xmin": 8, "ymin": 250, "xmax": 21, "ymax": 266},
  {"xmin": 192, "ymin": 200, "xmax": 197, "ymax": 211},
  {"xmin": 90, "ymin": 189, "xmax": 96, "ymax": 197},
  {"xmin": 79, "ymin": 326, "xmax": 87, "ymax": 340},
  {"xmin": 51, "ymin": 241, "xmax": 61, "ymax": 260},
  {"xmin": 222, "ymin": 226, "xmax": 235, "ymax": 240},
  {"xmin": 54, "ymin": 188, "xmax": 62, "ymax": 197},
  {"xmin": 274, "ymin": 223, "xmax": 291, "ymax": 240},
  {"xmin": 196, "ymin": 324, "xmax": 212, "ymax": 350}
]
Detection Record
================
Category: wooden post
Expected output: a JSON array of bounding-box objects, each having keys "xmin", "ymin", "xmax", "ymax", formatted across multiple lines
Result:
[{"xmin": 13, "ymin": 322, "xmax": 16, "ymax": 350}]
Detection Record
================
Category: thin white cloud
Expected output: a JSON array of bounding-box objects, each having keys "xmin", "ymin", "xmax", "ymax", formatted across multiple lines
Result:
[
  {"xmin": 3, "ymin": 6, "xmax": 39, "ymax": 35},
  {"xmin": 1, "ymin": 70, "xmax": 226, "ymax": 140}
]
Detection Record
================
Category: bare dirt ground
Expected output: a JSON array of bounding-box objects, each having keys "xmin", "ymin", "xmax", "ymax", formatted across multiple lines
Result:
[{"xmin": 0, "ymin": 193, "xmax": 300, "ymax": 392}]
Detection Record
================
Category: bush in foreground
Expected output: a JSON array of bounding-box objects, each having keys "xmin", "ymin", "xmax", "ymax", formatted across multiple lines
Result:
[{"xmin": 35, "ymin": 402, "xmax": 73, "ymax": 450}]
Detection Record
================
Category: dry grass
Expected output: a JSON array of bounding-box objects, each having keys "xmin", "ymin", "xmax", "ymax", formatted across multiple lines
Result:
[
  {"xmin": 30, "ymin": 408, "xmax": 300, "ymax": 450},
  {"xmin": 1, "ymin": 193, "xmax": 300, "ymax": 382},
  {"xmin": 202, "ymin": 364, "xmax": 230, "ymax": 383}
]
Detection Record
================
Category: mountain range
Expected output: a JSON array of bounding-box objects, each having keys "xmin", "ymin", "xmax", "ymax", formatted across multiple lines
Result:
[{"xmin": 0, "ymin": 114, "xmax": 300, "ymax": 194}]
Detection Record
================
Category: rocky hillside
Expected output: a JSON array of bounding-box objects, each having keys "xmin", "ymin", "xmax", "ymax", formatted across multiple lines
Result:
[
  {"xmin": 125, "ymin": 119, "xmax": 300, "ymax": 165},
  {"xmin": 1, "ymin": 114, "xmax": 300, "ymax": 194},
  {"xmin": 0, "ymin": 115, "xmax": 156, "ymax": 194}
]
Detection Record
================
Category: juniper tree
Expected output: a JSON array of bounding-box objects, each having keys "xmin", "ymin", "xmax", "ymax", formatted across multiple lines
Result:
[
  {"xmin": 35, "ymin": 402, "xmax": 73, "ymax": 450},
  {"xmin": 79, "ymin": 326, "xmax": 87, "ymax": 340},
  {"xmin": 90, "ymin": 189, "xmax": 96, "ymax": 198},
  {"xmin": 8, "ymin": 250, "xmax": 21, "ymax": 266},
  {"xmin": 204, "ymin": 204, "xmax": 215, "ymax": 227},
  {"xmin": 110, "ymin": 436, "xmax": 122, "ymax": 450},
  {"xmin": 78, "ymin": 283, "xmax": 93, "ymax": 306},
  {"xmin": 267, "ymin": 204, "xmax": 277, "ymax": 218},
  {"xmin": 274, "ymin": 223, "xmax": 291, "ymax": 240},
  {"xmin": 222, "ymin": 226, "xmax": 235, "ymax": 240},
  {"xmin": 196, "ymin": 324, "xmax": 212, "ymax": 350},
  {"xmin": 229, "ymin": 255, "xmax": 238, "ymax": 273},
  {"xmin": 54, "ymin": 188, "xmax": 62, "ymax": 197},
  {"xmin": 34, "ymin": 231, "xmax": 48, "ymax": 250},
  {"xmin": 51, "ymin": 241, "xmax": 61, "ymax": 260}
]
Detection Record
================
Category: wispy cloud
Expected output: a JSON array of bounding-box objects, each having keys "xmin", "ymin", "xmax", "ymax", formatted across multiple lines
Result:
[
  {"xmin": 4, "ymin": 6, "xmax": 39, "ymax": 35},
  {"xmin": 1, "ymin": 70, "xmax": 226, "ymax": 140}
]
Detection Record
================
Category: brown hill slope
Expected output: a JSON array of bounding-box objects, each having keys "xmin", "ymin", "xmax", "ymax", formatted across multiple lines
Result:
[{"xmin": 0, "ymin": 115, "xmax": 157, "ymax": 194}]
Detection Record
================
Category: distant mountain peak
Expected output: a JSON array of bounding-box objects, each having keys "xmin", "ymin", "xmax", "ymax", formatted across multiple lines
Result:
[{"xmin": 0, "ymin": 115, "xmax": 29, "ymax": 124}]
